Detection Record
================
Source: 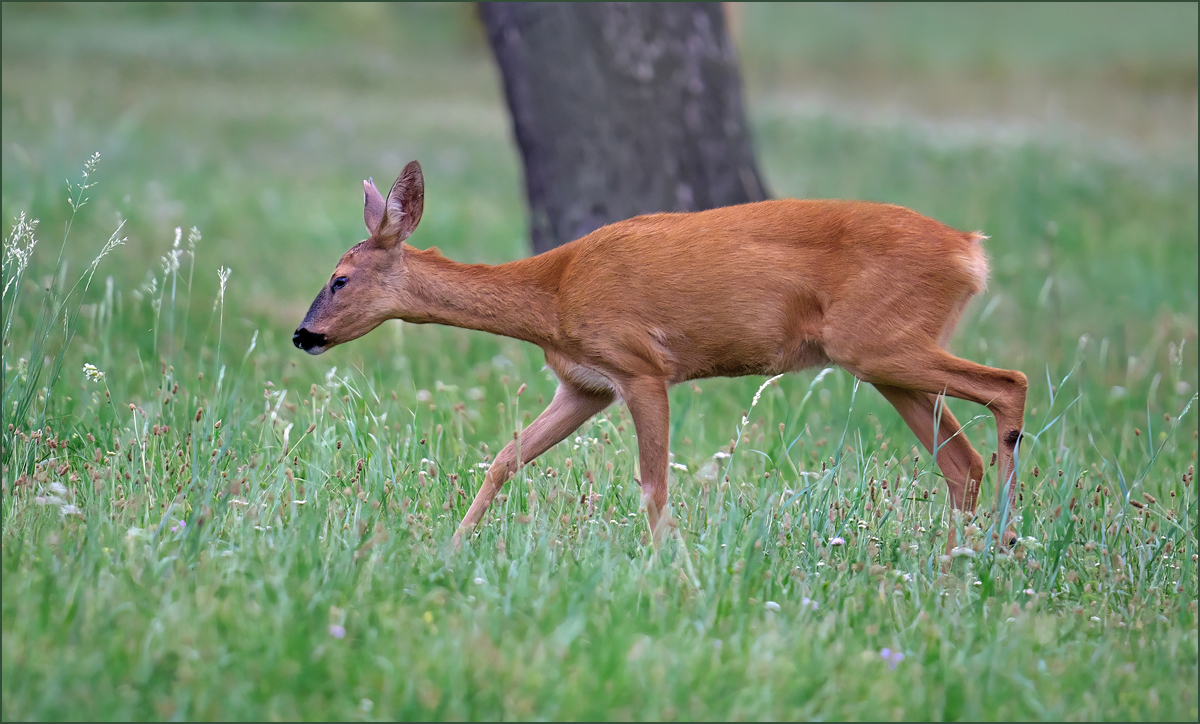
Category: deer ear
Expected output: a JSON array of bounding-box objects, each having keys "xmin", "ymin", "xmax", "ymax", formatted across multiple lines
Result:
[
  {"xmin": 363, "ymin": 177, "xmax": 385, "ymax": 235},
  {"xmin": 375, "ymin": 161, "xmax": 424, "ymax": 249}
]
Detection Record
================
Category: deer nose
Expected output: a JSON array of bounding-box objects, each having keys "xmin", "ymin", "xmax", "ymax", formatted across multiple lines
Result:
[{"xmin": 293, "ymin": 327, "xmax": 328, "ymax": 353}]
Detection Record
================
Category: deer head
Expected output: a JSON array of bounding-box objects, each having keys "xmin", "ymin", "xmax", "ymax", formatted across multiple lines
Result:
[{"xmin": 293, "ymin": 161, "xmax": 424, "ymax": 354}]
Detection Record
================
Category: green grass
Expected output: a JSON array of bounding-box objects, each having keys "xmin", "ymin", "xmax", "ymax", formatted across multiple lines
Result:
[{"xmin": 2, "ymin": 4, "xmax": 1197, "ymax": 720}]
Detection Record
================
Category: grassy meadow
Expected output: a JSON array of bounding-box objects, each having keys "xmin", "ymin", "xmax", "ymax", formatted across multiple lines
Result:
[{"xmin": 2, "ymin": 3, "xmax": 1197, "ymax": 720}]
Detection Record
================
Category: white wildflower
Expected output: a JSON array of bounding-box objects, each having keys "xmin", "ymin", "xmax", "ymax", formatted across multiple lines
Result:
[
  {"xmin": 1018, "ymin": 536, "xmax": 1042, "ymax": 550},
  {"xmin": 750, "ymin": 377, "xmax": 780, "ymax": 409},
  {"xmin": 139, "ymin": 273, "xmax": 158, "ymax": 297},
  {"xmin": 161, "ymin": 248, "xmax": 181, "ymax": 275},
  {"xmin": 83, "ymin": 151, "xmax": 100, "ymax": 178},
  {"xmin": 67, "ymin": 153, "xmax": 101, "ymax": 210},
  {"xmin": 740, "ymin": 373, "xmax": 784, "ymax": 425},
  {"xmin": 2, "ymin": 213, "xmax": 39, "ymax": 288},
  {"xmin": 88, "ymin": 221, "xmax": 127, "ymax": 275}
]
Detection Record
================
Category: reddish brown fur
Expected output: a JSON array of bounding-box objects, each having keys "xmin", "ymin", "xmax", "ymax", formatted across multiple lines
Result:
[{"xmin": 295, "ymin": 161, "xmax": 1027, "ymax": 545}]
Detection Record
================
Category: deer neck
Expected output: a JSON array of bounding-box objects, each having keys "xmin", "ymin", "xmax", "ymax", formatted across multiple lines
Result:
[{"xmin": 397, "ymin": 246, "xmax": 561, "ymax": 347}]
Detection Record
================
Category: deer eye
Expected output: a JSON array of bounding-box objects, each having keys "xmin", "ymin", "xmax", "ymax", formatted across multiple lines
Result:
[{"xmin": 331, "ymin": 276, "xmax": 348, "ymax": 292}]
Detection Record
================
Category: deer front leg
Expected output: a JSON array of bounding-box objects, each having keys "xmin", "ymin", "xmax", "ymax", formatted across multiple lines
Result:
[
  {"xmin": 621, "ymin": 376, "xmax": 672, "ymax": 544},
  {"xmin": 453, "ymin": 383, "xmax": 613, "ymax": 546}
]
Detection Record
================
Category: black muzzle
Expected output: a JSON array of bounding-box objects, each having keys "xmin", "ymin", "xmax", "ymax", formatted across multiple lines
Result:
[{"xmin": 293, "ymin": 327, "xmax": 328, "ymax": 353}]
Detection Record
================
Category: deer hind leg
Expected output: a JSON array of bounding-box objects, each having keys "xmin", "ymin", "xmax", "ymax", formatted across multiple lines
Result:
[
  {"xmin": 619, "ymin": 376, "xmax": 672, "ymax": 543},
  {"xmin": 852, "ymin": 348, "xmax": 1027, "ymax": 515},
  {"xmin": 453, "ymin": 383, "xmax": 613, "ymax": 545},
  {"xmin": 873, "ymin": 384, "xmax": 984, "ymax": 510}
]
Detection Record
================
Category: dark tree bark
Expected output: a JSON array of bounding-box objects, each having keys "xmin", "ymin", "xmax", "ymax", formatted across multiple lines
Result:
[{"xmin": 479, "ymin": 2, "xmax": 770, "ymax": 254}]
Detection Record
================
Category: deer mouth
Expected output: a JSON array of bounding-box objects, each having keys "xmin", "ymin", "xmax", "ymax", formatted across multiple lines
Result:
[{"xmin": 293, "ymin": 327, "xmax": 329, "ymax": 355}]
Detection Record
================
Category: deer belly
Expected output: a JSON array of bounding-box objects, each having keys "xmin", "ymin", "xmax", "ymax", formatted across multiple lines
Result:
[{"xmin": 549, "ymin": 359, "xmax": 618, "ymax": 395}]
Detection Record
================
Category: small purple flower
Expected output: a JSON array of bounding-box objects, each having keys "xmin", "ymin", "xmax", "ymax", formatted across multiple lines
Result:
[
  {"xmin": 328, "ymin": 624, "xmax": 346, "ymax": 639},
  {"xmin": 880, "ymin": 648, "xmax": 906, "ymax": 670},
  {"xmin": 170, "ymin": 519, "xmax": 186, "ymax": 533},
  {"xmin": 830, "ymin": 537, "xmax": 845, "ymax": 546}
]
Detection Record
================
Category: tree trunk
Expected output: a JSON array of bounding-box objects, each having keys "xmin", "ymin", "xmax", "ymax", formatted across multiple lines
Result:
[{"xmin": 479, "ymin": 2, "xmax": 770, "ymax": 254}]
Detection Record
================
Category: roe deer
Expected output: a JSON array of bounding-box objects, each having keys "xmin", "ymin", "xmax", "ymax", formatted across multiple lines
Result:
[{"xmin": 294, "ymin": 161, "xmax": 1027, "ymax": 546}]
